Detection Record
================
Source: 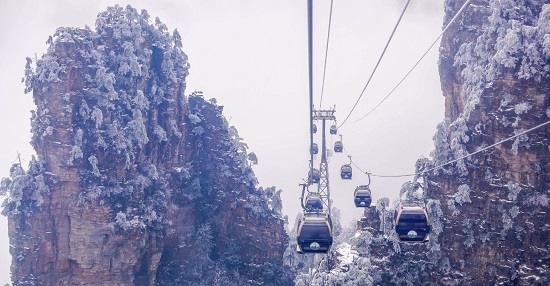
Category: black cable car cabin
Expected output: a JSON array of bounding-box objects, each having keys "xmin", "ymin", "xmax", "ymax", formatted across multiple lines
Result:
[
  {"xmin": 296, "ymin": 213, "xmax": 333, "ymax": 254},
  {"xmin": 354, "ymin": 185, "xmax": 372, "ymax": 207},
  {"xmin": 395, "ymin": 206, "xmax": 431, "ymax": 243},
  {"xmin": 312, "ymin": 124, "xmax": 317, "ymax": 134},
  {"xmin": 308, "ymin": 169, "xmax": 320, "ymax": 184},
  {"xmin": 340, "ymin": 164, "xmax": 352, "ymax": 179},
  {"xmin": 311, "ymin": 143, "xmax": 319, "ymax": 155},
  {"xmin": 330, "ymin": 125, "xmax": 337, "ymax": 135},
  {"xmin": 334, "ymin": 141, "xmax": 343, "ymax": 153},
  {"xmin": 305, "ymin": 195, "xmax": 323, "ymax": 211}
]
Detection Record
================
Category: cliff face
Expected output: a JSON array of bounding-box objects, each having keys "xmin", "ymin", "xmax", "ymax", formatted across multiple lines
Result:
[
  {"xmin": 1, "ymin": 5, "xmax": 289, "ymax": 286},
  {"xmin": 293, "ymin": 1, "xmax": 549, "ymax": 285},
  {"xmin": 426, "ymin": 0, "xmax": 549, "ymax": 284}
]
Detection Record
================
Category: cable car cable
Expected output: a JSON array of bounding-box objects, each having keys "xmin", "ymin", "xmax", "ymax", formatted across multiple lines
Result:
[
  {"xmin": 308, "ymin": 0, "xmax": 315, "ymax": 177},
  {"xmin": 348, "ymin": 120, "xmax": 550, "ymax": 178},
  {"xmin": 337, "ymin": 0, "xmax": 411, "ymax": 130},
  {"xmin": 352, "ymin": 0, "xmax": 472, "ymax": 123},
  {"xmin": 319, "ymin": 0, "xmax": 334, "ymax": 109}
]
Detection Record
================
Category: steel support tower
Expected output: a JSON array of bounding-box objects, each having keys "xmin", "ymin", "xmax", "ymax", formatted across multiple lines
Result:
[{"xmin": 312, "ymin": 109, "xmax": 336, "ymax": 214}]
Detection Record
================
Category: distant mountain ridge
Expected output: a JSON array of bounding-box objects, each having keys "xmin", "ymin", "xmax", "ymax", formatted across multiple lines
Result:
[{"xmin": 1, "ymin": 5, "xmax": 291, "ymax": 285}]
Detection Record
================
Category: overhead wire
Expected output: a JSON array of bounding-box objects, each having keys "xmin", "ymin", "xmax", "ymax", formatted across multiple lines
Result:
[
  {"xmin": 337, "ymin": 0, "xmax": 411, "ymax": 129},
  {"xmin": 318, "ymin": 0, "xmax": 334, "ymax": 109},
  {"xmin": 348, "ymin": 120, "xmax": 550, "ymax": 178},
  {"xmin": 308, "ymin": 0, "xmax": 314, "ymax": 176},
  {"xmin": 353, "ymin": 0, "xmax": 472, "ymax": 123}
]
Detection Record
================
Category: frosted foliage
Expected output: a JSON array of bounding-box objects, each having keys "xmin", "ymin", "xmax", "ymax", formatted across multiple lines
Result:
[
  {"xmin": 154, "ymin": 124, "xmax": 167, "ymax": 141},
  {"xmin": 511, "ymin": 129, "xmax": 529, "ymax": 155},
  {"xmin": 113, "ymin": 211, "xmax": 145, "ymax": 230},
  {"xmin": 91, "ymin": 107, "xmax": 103, "ymax": 128},
  {"xmin": 509, "ymin": 206, "xmax": 520, "ymax": 219},
  {"xmin": 162, "ymin": 51, "xmax": 177, "ymax": 82},
  {"xmin": 443, "ymin": 1, "xmax": 550, "ymax": 167},
  {"xmin": 447, "ymin": 199, "xmax": 459, "ymax": 216},
  {"xmin": 23, "ymin": 57, "xmax": 34, "ymax": 93},
  {"xmin": 455, "ymin": 184, "xmax": 472, "ymax": 205},
  {"xmin": 502, "ymin": 211, "xmax": 513, "ymax": 231},
  {"xmin": 449, "ymin": 118, "xmax": 470, "ymax": 176},
  {"xmin": 74, "ymin": 128, "xmax": 83, "ymax": 146},
  {"xmin": 32, "ymin": 175, "xmax": 48, "ymax": 207},
  {"xmin": 1, "ymin": 158, "xmax": 49, "ymax": 215},
  {"xmin": 412, "ymin": 187, "xmax": 424, "ymax": 201},
  {"xmin": 245, "ymin": 187, "xmax": 283, "ymax": 218},
  {"xmin": 127, "ymin": 110, "xmax": 149, "ymax": 147},
  {"xmin": 106, "ymin": 121, "xmax": 130, "ymax": 153},
  {"xmin": 192, "ymin": 126, "xmax": 205, "ymax": 136},
  {"xmin": 88, "ymin": 155, "xmax": 100, "ymax": 177},
  {"xmin": 80, "ymin": 100, "xmax": 91, "ymax": 120},
  {"xmin": 506, "ymin": 181, "xmax": 522, "ymax": 201},
  {"xmin": 170, "ymin": 119, "xmax": 182, "ymax": 138},
  {"xmin": 188, "ymin": 113, "xmax": 202, "ymax": 124},
  {"xmin": 390, "ymin": 232, "xmax": 401, "ymax": 254},
  {"xmin": 514, "ymin": 102, "xmax": 532, "ymax": 115},
  {"xmin": 462, "ymin": 219, "xmax": 475, "ymax": 248},
  {"xmin": 132, "ymin": 90, "xmax": 149, "ymax": 111},
  {"xmin": 525, "ymin": 193, "xmax": 548, "ymax": 207},
  {"xmin": 95, "ymin": 67, "xmax": 117, "ymax": 97},
  {"xmin": 118, "ymin": 42, "xmax": 141, "ymax": 77},
  {"xmin": 44, "ymin": 126, "xmax": 54, "ymax": 137},
  {"xmin": 35, "ymin": 54, "xmax": 62, "ymax": 84},
  {"xmin": 375, "ymin": 199, "xmax": 388, "ymax": 218},
  {"xmin": 228, "ymin": 125, "xmax": 252, "ymax": 168},
  {"xmin": 353, "ymin": 230, "xmax": 373, "ymax": 256},
  {"xmin": 68, "ymin": 146, "xmax": 83, "ymax": 165},
  {"xmin": 486, "ymin": 2, "xmax": 550, "ymax": 82},
  {"xmin": 427, "ymin": 200, "xmax": 444, "ymax": 236},
  {"xmin": 493, "ymin": 21, "xmax": 522, "ymax": 68},
  {"xmin": 484, "ymin": 169, "xmax": 495, "ymax": 184},
  {"xmin": 500, "ymin": 93, "xmax": 514, "ymax": 107},
  {"xmin": 376, "ymin": 198, "xmax": 395, "ymax": 237}
]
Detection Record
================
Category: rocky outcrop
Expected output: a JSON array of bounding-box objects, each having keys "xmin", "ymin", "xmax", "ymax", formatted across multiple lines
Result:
[
  {"xmin": 423, "ymin": 1, "xmax": 549, "ymax": 284},
  {"xmin": 292, "ymin": 1, "xmax": 549, "ymax": 285},
  {"xmin": 1, "ymin": 5, "xmax": 290, "ymax": 285}
]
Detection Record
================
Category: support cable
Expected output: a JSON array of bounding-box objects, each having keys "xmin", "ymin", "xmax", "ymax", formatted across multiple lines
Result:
[
  {"xmin": 337, "ymin": 0, "xmax": 411, "ymax": 129},
  {"xmin": 319, "ymin": 0, "xmax": 334, "ymax": 109},
  {"xmin": 308, "ymin": 0, "xmax": 314, "ymax": 178},
  {"xmin": 348, "ymin": 120, "xmax": 550, "ymax": 178},
  {"xmin": 353, "ymin": 0, "xmax": 472, "ymax": 123}
]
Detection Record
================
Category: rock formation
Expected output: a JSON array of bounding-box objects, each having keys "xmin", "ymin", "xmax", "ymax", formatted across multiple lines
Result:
[
  {"xmin": 293, "ymin": 0, "xmax": 549, "ymax": 285},
  {"xmin": 1, "ymin": 5, "xmax": 290, "ymax": 286}
]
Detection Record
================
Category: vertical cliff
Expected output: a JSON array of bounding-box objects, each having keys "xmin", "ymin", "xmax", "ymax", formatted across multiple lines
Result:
[
  {"xmin": 1, "ymin": 5, "xmax": 290, "ymax": 286},
  {"xmin": 292, "ymin": 1, "xmax": 549, "ymax": 285},
  {"xmin": 426, "ymin": 0, "xmax": 549, "ymax": 284}
]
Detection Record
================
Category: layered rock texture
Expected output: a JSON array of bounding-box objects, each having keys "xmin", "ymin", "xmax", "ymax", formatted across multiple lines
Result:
[
  {"xmin": 294, "ymin": 0, "xmax": 549, "ymax": 285},
  {"xmin": 1, "ymin": 5, "xmax": 290, "ymax": 286}
]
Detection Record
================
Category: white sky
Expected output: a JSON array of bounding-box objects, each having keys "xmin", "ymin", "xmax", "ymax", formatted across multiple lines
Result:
[{"xmin": 0, "ymin": 0, "xmax": 445, "ymax": 283}]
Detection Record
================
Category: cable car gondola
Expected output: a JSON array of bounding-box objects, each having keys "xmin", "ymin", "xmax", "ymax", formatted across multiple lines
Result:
[
  {"xmin": 308, "ymin": 168, "xmax": 320, "ymax": 184},
  {"xmin": 334, "ymin": 141, "xmax": 343, "ymax": 153},
  {"xmin": 340, "ymin": 164, "xmax": 352, "ymax": 179},
  {"xmin": 312, "ymin": 124, "xmax": 317, "ymax": 134},
  {"xmin": 310, "ymin": 143, "xmax": 319, "ymax": 155},
  {"xmin": 330, "ymin": 125, "xmax": 337, "ymax": 135},
  {"xmin": 395, "ymin": 205, "xmax": 431, "ymax": 243},
  {"xmin": 296, "ymin": 213, "xmax": 333, "ymax": 254},
  {"xmin": 305, "ymin": 194, "xmax": 323, "ymax": 211},
  {"xmin": 354, "ymin": 185, "xmax": 372, "ymax": 207}
]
